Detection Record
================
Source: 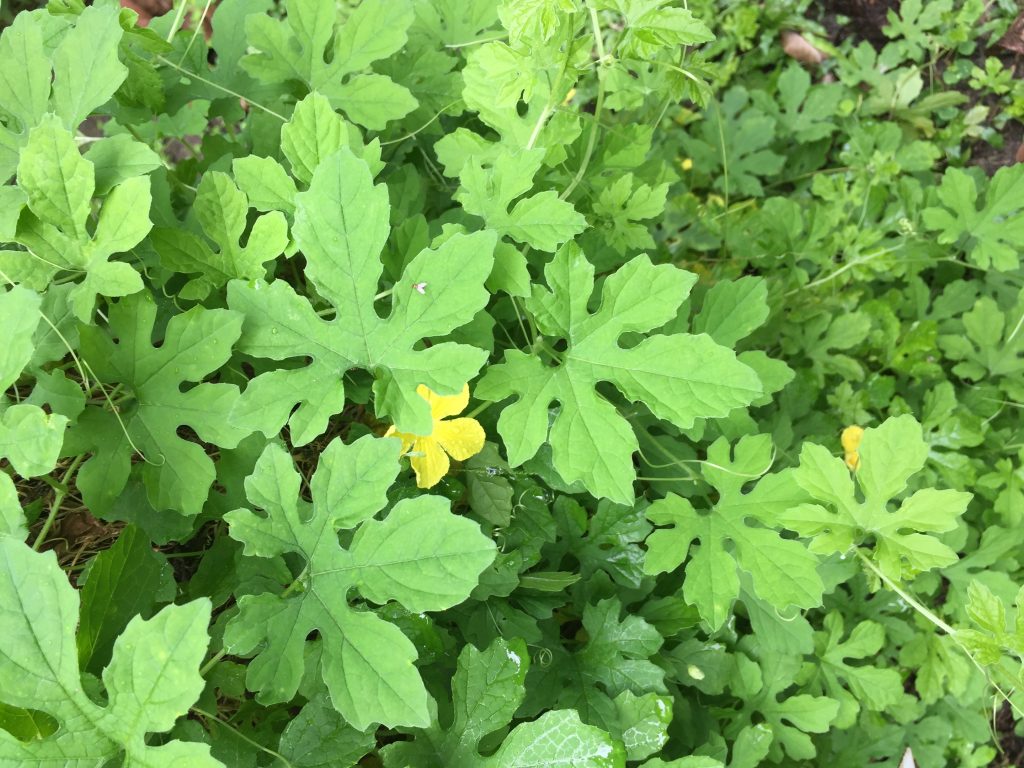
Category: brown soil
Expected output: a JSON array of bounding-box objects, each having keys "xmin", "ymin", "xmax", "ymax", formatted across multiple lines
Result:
[
  {"xmin": 816, "ymin": 0, "xmax": 1022, "ymax": 173},
  {"xmin": 971, "ymin": 118, "xmax": 1024, "ymax": 176},
  {"xmin": 992, "ymin": 703, "xmax": 1024, "ymax": 767},
  {"xmin": 819, "ymin": 0, "xmax": 899, "ymax": 45}
]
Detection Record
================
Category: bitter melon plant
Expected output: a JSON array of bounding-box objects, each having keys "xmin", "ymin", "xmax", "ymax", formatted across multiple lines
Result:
[{"xmin": 2, "ymin": 0, "xmax": 1024, "ymax": 765}]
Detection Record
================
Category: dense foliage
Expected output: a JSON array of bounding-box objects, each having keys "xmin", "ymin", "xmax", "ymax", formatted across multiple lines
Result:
[{"xmin": 2, "ymin": 0, "xmax": 1024, "ymax": 765}]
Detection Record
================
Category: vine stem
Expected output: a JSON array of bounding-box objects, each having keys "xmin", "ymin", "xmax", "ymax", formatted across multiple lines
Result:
[
  {"xmin": 465, "ymin": 400, "xmax": 493, "ymax": 420},
  {"xmin": 524, "ymin": 10, "xmax": 578, "ymax": 151},
  {"xmin": 444, "ymin": 34, "xmax": 507, "ymax": 49},
  {"xmin": 176, "ymin": 0, "xmax": 214, "ymax": 67},
  {"xmin": 855, "ymin": 549, "xmax": 1024, "ymax": 719},
  {"xmin": 155, "ymin": 56, "xmax": 288, "ymax": 122},
  {"xmin": 525, "ymin": 103, "xmax": 554, "ymax": 151},
  {"xmin": 560, "ymin": 4, "xmax": 607, "ymax": 200},
  {"xmin": 32, "ymin": 455, "xmax": 85, "ymax": 551},
  {"xmin": 191, "ymin": 706, "xmax": 295, "ymax": 768},
  {"xmin": 380, "ymin": 99, "xmax": 464, "ymax": 147},
  {"xmin": 783, "ymin": 244, "xmax": 904, "ymax": 297},
  {"xmin": 165, "ymin": 0, "xmax": 190, "ymax": 43},
  {"xmin": 588, "ymin": 3, "xmax": 606, "ymax": 61},
  {"xmin": 855, "ymin": 549, "xmax": 956, "ymax": 636},
  {"xmin": 199, "ymin": 648, "xmax": 226, "ymax": 677}
]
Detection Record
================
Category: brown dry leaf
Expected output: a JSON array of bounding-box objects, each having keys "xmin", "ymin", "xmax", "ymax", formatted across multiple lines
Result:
[
  {"xmin": 997, "ymin": 12, "xmax": 1024, "ymax": 55},
  {"xmin": 1016, "ymin": 142, "xmax": 1024, "ymax": 165},
  {"xmin": 781, "ymin": 30, "xmax": 828, "ymax": 65}
]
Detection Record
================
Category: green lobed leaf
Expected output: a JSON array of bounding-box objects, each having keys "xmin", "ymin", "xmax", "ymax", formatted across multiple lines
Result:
[
  {"xmin": 152, "ymin": 170, "xmax": 288, "ymax": 300},
  {"xmin": 0, "ymin": 404, "xmax": 67, "ymax": 479},
  {"xmin": 51, "ymin": 4, "xmax": 127, "ymax": 130},
  {"xmin": 781, "ymin": 415, "xmax": 971, "ymax": 580},
  {"xmin": 478, "ymin": 244, "xmax": 762, "ymax": 502},
  {"xmin": 241, "ymin": 0, "xmax": 417, "ymax": 128},
  {"xmin": 0, "ymin": 536, "xmax": 219, "ymax": 767},
  {"xmin": 224, "ymin": 435, "xmax": 496, "ymax": 729},
  {"xmin": 800, "ymin": 611, "xmax": 904, "ymax": 728},
  {"xmin": 228, "ymin": 148, "xmax": 496, "ymax": 441},
  {"xmin": 13, "ymin": 115, "xmax": 150, "ymax": 319},
  {"xmin": 75, "ymin": 293, "xmax": 248, "ymax": 516},
  {"xmin": 383, "ymin": 635, "xmax": 625, "ymax": 767},
  {"xmin": 278, "ymin": 695, "xmax": 375, "ymax": 767},
  {"xmin": 456, "ymin": 149, "xmax": 587, "ymax": 253},
  {"xmin": 645, "ymin": 434, "xmax": 824, "ymax": 630},
  {"xmin": 922, "ymin": 165, "xmax": 1024, "ymax": 271}
]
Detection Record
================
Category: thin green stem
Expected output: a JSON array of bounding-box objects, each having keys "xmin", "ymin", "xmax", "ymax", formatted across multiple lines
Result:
[
  {"xmin": 80, "ymin": 358, "xmax": 160, "ymax": 467},
  {"xmin": 381, "ymin": 99, "xmax": 463, "ymax": 147},
  {"xmin": 164, "ymin": 549, "xmax": 211, "ymax": 559},
  {"xmin": 509, "ymin": 296, "xmax": 534, "ymax": 347},
  {"xmin": 856, "ymin": 549, "xmax": 1024, "ymax": 719},
  {"xmin": 32, "ymin": 455, "xmax": 85, "ymax": 551},
  {"xmin": 712, "ymin": 98, "xmax": 729, "ymax": 211},
  {"xmin": 165, "ymin": 0, "xmax": 190, "ymax": 43},
  {"xmin": 191, "ymin": 707, "xmax": 295, "ymax": 768},
  {"xmin": 444, "ymin": 34, "xmax": 508, "ymax": 49},
  {"xmin": 532, "ymin": 338, "xmax": 563, "ymax": 366},
  {"xmin": 199, "ymin": 649, "xmax": 226, "ymax": 677},
  {"xmin": 559, "ymin": 4, "xmax": 608, "ymax": 201},
  {"xmin": 855, "ymin": 550, "xmax": 956, "ymax": 635},
  {"xmin": 465, "ymin": 400, "xmax": 493, "ymax": 420},
  {"xmin": 784, "ymin": 243, "xmax": 904, "ymax": 297},
  {"xmin": 525, "ymin": 12, "xmax": 578, "ymax": 151},
  {"xmin": 1005, "ymin": 305, "xmax": 1024, "ymax": 345},
  {"xmin": 588, "ymin": 4, "xmax": 606, "ymax": 61},
  {"xmin": 29, "ymin": 473, "xmax": 69, "ymax": 496},
  {"xmin": 155, "ymin": 56, "xmax": 288, "ymax": 121},
  {"xmin": 636, "ymin": 475, "xmax": 699, "ymax": 482},
  {"xmin": 639, "ymin": 452, "xmax": 775, "ymax": 479},
  {"xmin": 176, "ymin": 0, "xmax": 213, "ymax": 67},
  {"xmin": 525, "ymin": 104, "xmax": 554, "ymax": 151}
]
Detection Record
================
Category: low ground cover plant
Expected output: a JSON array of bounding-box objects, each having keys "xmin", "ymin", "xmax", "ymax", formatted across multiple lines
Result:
[{"xmin": 2, "ymin": 0, "xmax": 1024, "ymax": 765}]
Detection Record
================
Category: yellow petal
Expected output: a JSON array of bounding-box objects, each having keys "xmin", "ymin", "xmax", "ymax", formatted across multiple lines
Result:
[
  {"xmin": 841, "ymin": 425, "xmax": 864, "ymax": 471},
  {"xmin": 409, "ymin": 437, "xmax": 450, "ymax": 489},
  {"xmin": 417, "ymin": 383, "xmax": 470, "ymax": 421},
  {"xmin": 433, "ymin": 417, "xmax": 485, "ymax": 461},
  {"xmin": 840, "ymin": 425, "xmax": 864, "ymax": 453},
  {"xmin": 384, "ymin": 426, "xmax": 416, "ymax": 455}
]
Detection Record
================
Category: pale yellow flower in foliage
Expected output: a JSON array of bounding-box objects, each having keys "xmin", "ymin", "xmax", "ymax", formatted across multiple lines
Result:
[
  {"xmin": 841, "ymin": 425, "xmax": 864, "ymax": 470},
  {"xmin": 386, "ymin": 384, "xmax": 485, "ymax": 489}
]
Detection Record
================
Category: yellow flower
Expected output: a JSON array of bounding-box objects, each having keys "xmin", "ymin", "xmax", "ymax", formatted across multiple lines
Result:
[
  {"xmin": 841, "ymin": 425, "xmax": 864, "ymax": 471},
  {"xmin": 385, "ymin": 384, "xmax": 485, "ymax": 489}
]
